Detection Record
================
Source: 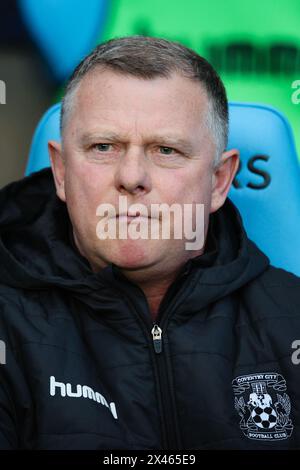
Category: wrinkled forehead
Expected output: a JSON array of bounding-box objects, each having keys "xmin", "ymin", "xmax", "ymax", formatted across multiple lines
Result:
[{"xmin": 63, "ymin": 68, "xmax": 210, "ymax": 140}]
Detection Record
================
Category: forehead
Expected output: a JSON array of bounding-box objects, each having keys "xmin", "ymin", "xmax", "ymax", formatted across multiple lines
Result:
[{"xmin": 66, "ymin": 69, "xmax": 209, "ymax": 140}]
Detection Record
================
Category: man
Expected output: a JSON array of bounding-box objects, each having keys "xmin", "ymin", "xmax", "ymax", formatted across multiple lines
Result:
[{"xmin": 0, "ymin": 36, "xmax": 299, "ymax": 450}]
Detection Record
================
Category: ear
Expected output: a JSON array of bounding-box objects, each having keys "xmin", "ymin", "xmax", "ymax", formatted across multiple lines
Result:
[
  {"xmin": 48, "ymin": 140, "xmax": 66, "ymax": 202},
  {"xmin": 210, "ymin": 148, "xmax": 239, "ymax": 214}
]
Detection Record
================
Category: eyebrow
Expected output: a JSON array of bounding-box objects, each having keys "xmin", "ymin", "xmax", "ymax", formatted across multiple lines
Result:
[
  {"xmin": 151, "ymin": 136, "xmax": 194, "ymax": 153},
  {"xmin": 78, "ymin": 131, "xmax": 195, "ymax": 153},
  {"xmin": 79, "ymin": 131, "xmax": 123, "ymax": 146}
]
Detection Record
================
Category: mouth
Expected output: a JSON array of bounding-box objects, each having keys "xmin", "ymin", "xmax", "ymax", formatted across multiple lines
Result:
[{"xmin": 116, "ymin": 213, "xmax": 152, "ymax": 223}]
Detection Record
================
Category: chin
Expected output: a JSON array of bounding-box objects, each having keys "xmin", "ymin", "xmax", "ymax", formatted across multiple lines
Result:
[{"xmin": 107, "ymin": 240, "xmax": 159, "ymax": 270}]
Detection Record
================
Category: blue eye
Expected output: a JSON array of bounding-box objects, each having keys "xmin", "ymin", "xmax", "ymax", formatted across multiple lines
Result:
[
  {"xmin": 159, "ymin": 146, "xmax": 174, "ymax": 155},
  {"xmin": 94, "ymin": 143, "xmax": 112, "ymax": 151}
]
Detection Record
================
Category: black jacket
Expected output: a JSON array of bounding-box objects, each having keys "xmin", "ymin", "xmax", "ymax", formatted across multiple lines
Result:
[{"xmin": 0, "ymin": 168, "xmax": 299, "ymax": 450}]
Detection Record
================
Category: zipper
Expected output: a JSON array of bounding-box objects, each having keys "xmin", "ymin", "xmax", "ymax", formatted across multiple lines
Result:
[
  {"xmin": 147, "ymin": 271, "xmax": 196, "ymax": 448},
  {"xmin": 150, "ymin": 320, "xmax": 182, "ymax": 450},
  {"xmin": 151, "ymin": 324, "xmax": 162, "ymax": 354},
  {"xmin": 122, "ymin": 302, "xmax": 181, "ymax": 449},
  {"xmin": 109, "ymin": 268, "xmax": 188, "ymax": 449}
]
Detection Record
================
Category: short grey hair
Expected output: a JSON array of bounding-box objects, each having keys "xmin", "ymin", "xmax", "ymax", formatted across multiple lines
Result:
[{"xmin": 61, "ymin": 36, "xmax": 229, "ymax": 165}]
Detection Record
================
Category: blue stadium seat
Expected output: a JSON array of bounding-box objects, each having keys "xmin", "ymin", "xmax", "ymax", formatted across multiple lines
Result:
[
  {"xmin": 228, "ymin": 103, "xmax": 300, "ymax": 276},
  {"xmin": 18, "ymin": 0, "xmax": 108, "ymax": 81},
  {"xmin": 25, "ymin": 102, "xmax": 300, "ymax": 276},
  {"xmin": 25, "ymin": 103, "xmax": 61, "ymax": 176}
]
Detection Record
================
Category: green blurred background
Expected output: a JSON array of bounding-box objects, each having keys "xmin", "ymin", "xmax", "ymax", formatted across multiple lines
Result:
[
  {"xmin": 99, "ymin": 0, "xmax": 300, "ymax": 155},
  {"xmin": 1, "ymin": 0, "xmax": 300, "ymax": 187}
]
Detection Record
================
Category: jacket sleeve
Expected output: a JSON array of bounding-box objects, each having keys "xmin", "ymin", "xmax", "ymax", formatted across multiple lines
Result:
[
  {"xmin": 0, "ymin": 339, "xmax": 33, "ymax": 449},
  {"xmin": 0, "ymin": 373, "xmax": 18, "ymax": 449},
  {"xmin": 0, "ymin": 297, "xmax": 28, "ymax": 450}
]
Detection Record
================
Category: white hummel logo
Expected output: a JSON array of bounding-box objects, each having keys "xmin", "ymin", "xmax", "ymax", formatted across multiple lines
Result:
[{"xmin": 49, "ymin": 376, "xmax": 118, "ymax": 419}]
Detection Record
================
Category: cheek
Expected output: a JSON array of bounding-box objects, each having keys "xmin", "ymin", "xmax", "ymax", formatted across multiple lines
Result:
[
  {"xmin": 166, "ymin": 167, "xmax": 213, "ymax": 204},
  {"xmin": 65, "ymin": 162, "xmax": 109, "ymax": 207},
  {"xmin": 63, "ymin": 165, "xmax": 110, "ymax": 232}
]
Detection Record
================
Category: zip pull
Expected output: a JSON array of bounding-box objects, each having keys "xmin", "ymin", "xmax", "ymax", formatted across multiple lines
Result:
[{"xmin": 151, "ymin": 324, "xmax": 163, "ymax": 354}]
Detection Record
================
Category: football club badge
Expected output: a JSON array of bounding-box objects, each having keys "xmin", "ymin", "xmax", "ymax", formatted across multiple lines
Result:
[{"xmin": 232, "ymin": 372, "xmax": 293, "ymax": 441}]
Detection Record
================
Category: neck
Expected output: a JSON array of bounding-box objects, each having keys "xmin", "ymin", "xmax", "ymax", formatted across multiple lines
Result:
[
  {"xmin": 141, "ymin": 282, "xmax": 171, "ymax": 322},
  {"xmin": 121, "ymin": 267, "xmax": 182, "ymax": 322},
  {"xmin": 72, "ymin": 231, "xmax": 208, "ymax": 321}
]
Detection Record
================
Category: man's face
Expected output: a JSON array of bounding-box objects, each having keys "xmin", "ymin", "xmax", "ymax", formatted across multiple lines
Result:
[{"xmin": 50, "ymin": 69, "xmax": 238, "ymax": 274}]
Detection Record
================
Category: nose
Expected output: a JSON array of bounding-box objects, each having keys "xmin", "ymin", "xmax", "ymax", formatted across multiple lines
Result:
[{"xmin": 114, "ymin": 146, "xmax": 152, "ymax": 196}]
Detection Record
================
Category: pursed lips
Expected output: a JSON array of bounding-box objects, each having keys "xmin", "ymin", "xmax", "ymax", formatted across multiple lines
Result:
[{"xmin": 116, "ymin": 213, "xmax": 153, "ymax": 222}]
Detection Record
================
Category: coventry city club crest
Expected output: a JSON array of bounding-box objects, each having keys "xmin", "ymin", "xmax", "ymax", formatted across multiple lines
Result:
[{"xmin": 232, "ymin": 372, "xmax": 293, "ymax": 441}]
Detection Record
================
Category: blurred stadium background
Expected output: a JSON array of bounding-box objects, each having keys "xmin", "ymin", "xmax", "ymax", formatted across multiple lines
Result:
[{"xmin": 0, "ymin": 0, "xmax": 300, "ymax": 188}]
